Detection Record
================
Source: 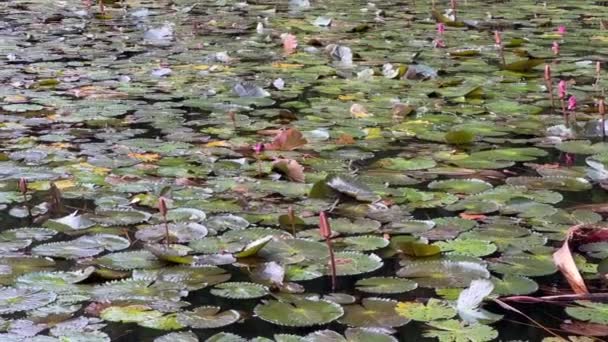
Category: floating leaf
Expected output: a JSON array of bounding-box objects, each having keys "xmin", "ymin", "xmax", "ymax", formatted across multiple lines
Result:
[
  {"xmin": 396, "ymin": 298, "xmax": 457, "ymax": 322},
  {"xmin": 210, "ymin": 282, "xmax": 269, "ymax": 299},
  {"xmin": 397, "ymin": 261, "xmax": 489, "ymax": 288},
  {"xmin": 254, "ymin": 298, "xmax": 343, "ymax": 327},
  {"xmin": 339, "ymin": 298, "xmax": 409, "ymax": 328},
  {"xmin": 424, "ymin": 319, "xmax": 498, "ymax": 342},
  {"xmin": 355, "ymin": 277, "xmax": 417, "ymax": 294},
  {"xmin": 177, "ymin": 306, "xmax": 240, "ymax": 329}
]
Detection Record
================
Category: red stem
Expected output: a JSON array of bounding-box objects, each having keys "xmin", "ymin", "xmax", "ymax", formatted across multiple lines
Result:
[
  {"xmin": 325, "ymin": 239, "xmax": 337, "ymax": 291},
  {"xmin": 561, "ymin": 98, "xmax": 568, "ymax": 127},
  {"xmin": 162, "ymin": 214, "xmax": 169, "ymax": 247}
]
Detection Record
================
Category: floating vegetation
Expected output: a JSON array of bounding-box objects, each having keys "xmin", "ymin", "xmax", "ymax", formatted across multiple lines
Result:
[{"xmin": 1, "ymin": 0, "xmax": 608, "ymax": 340}]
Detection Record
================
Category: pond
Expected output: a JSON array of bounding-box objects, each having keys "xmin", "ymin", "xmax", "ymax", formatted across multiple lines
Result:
[{"xmin": 1, "ymin": 0, "xmax": 608, "ymax": 341}]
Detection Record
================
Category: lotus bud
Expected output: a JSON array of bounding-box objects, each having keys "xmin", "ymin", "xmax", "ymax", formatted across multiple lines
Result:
[
  {"xmin": 18, "ymin": 177, "xmax": 27, "ymax": 195},
  {"xmin": 319, "ymin": 211, "xmax": 332, "ymax": 239},
  {"xmin": 544, "ymin": 64, "xmax": 551, "ymax": 82},
  {"xmin": 557, "ymin": 25, "xmax": 566, "ymax": 35},
  {"xmin": 158, "ymin": 197, "xmax": 168, "ymax": 217}
]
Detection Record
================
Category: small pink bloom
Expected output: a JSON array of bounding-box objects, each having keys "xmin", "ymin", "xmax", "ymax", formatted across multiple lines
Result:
[
  {"xmin": 281, "ymin": 33, "xmax": 298, "ymax": 55},
  {"xmin": 544, "ymin": 64, "xmax": 551, "ymax": 81},
  {"xmin": 557, "ymin": 25, "xmax": 566, "ymax": 35},
  {"xmin": 558, "ymin": 80, "xmax": 567, "ymax": 99},
  {"xmin": 437, "ymin": 23, "xmax": 445, "ymax": 35},
  {"xmin": 567, "ymin": 95, "xmax": 577, "ymax": 111},
  {"xmin": 551, "ymin": 41, "xmax": 559, "ymax": 55},
  {"xmin": 253, "ymin": 143, "xmax": 265, "ymax": 154}
]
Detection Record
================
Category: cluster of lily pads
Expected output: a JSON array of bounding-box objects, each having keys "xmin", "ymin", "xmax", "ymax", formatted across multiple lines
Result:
[{"xmin": 3, "ymin": 0, "xmax": 608, "ymax": 341}]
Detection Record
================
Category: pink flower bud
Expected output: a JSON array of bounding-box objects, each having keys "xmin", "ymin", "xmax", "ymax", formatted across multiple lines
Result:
[
  {"xmin": 567, "ymin": 95, "xmax": 577, "ymax": 111},
  {"xmin": 437, "ymin": 23, "xmax": 445, "ymax": 35},
  {"xmin": 158, "ymin": 197, "xmax": 168, "ymax": 217},
  {"xmin": 558, "ymin": 80, "xmax": 567, "ymax": 99},
  {"xmin": 544, "ymin": 64, "xmax": 551, "ymax": 82},
  {"xmin": 494, "ymin": 31, "xmax": 502, "ymax": 45},
  {"xmin": 319, "ymin": 211, "xmax": 332, "ymax": 239},
  {"xmin": 253, "ymin": 143, "xmax": 265, "ymax": 154},
  {"xmin": 18, "ymin": 178, "xmax": 27, "ymax": 195},
  {"xmin": 557, "ymin": 25, "xmax": 566, "ymax": 35},
  {"xmin": 551, "ymin": 41, "xmax": 559, "ymax": 55}
]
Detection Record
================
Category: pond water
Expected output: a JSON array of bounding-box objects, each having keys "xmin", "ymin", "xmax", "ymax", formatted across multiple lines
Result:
[{"xmin": 2, "ymin": 0, "xmax": 608, "ymax": 341}]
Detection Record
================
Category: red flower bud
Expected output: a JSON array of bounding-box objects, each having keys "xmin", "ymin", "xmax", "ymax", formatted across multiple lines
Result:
[
  {"xmin": 18, "ymin": 177, "xmax": 27, "ymax": 195},
  {"xmin": 319, "ymin": 211, "xmax": 332, "ymax": 239},
  {"xmin": 158, "ymin": 197, "xmax": 168, "ymax": 217}
]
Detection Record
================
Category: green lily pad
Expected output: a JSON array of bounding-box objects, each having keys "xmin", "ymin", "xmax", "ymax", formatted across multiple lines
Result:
[
  {"xmin": 397, "ymin": 261, "xmax": 489, "ymax": 288},
  {"xmin": 355, "ymin": 277, "xmax": 418, "ymax": 294},
  {"xmin": 338, "ymin": 298, "xmax": 409, "ymax": 328},
  {"xmin": 254, "ymin": 298, "xmax": 344, "ymax": 327},
  {"xmin": 177, "ymin": 306, "xmax": 240, "ymax": 329},
  {"xmin": 396, "ymin": 298, "xmax": 457, "ymax": 322},
  {"xmin": 210, "ymin": 282, "xmax": 269, "ymax": 299}
]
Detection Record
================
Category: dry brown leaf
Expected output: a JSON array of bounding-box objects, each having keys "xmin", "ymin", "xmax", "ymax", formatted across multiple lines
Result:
[
  {"xmin": 272, "ymin": 158, "xmax": 305, "ymax": 183},
  {"xmin": 336, "ymin": 134, "xmax": 355, "ymax": 145},
  {"xmin": 266, "ymin": 128, "xmax": 307, "ymax": 151},
  {"xmin": 553, "ymin": 225, "xmax": 589, "ymax": 295}
]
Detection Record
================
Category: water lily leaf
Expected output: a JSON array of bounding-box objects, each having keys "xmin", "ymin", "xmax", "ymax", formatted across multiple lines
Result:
[
  {"xmin": 305, "ymin": 328, "xmax": 397, "ymax": 342},
  {"xmin": 235, "ymin": 236, "xmax": 273, "ymax": 258},
  {"xmin": 16, "ymin": 267, "xmax": 95, "ymax": 291},
  {"xmin": 566, "ymin": 301, "xmax": 608, "ymax": 325},
  {"xmin": 434, "ymin": 239, "xmax": 497, "ymax": 257},
  {"xmin": 155, "ymin": 331, "xmax": 199, "ymax": 342},
  {"xmin": 506, "ymin": 176, "xmax": 591, "ymax": 192},
  {"xmin": 489, "ymin": 253, "xmax": 557, "ymax": 276},
  {"xmin": 397, "ymin": 261, "xmax": 489, "ymax": 288},
  {"xmin": 502, "ymin": 59, "xmax": 544, "ymax": 72},
  {"xmin": 189, "ymin": 237, "xmax": 245, "ymax": 254},
  {"xmin": 471, "ymin": 148, "xmax": 547, "ymax": 162},
  {"xmin": 206, "ymin": 332, "xmax": 247, "ymax": 342},
  {"xmin": 396, "ymin": 241, "xmax": 441, "ymax": 257},
  {"xmin": 210, "ymin": 282, "xmax": 269, "ymax": 299},
  {"xmin": 428, "ymin": 179, "xmax": 492, "ymax": 195},
  {"xmin": 177, "ymin": 306, "xmax": 240, "ymax": 329},
  {"xmin": 254, "ymin": 298, "xmax": 343, "ymax": 327},
  {"xmin": 491, "ymin": 275, "xmax": 538, "ymax": 296},
  {"xmin": 339, "ymin": 298, "xmax": 409, "ymax": 328},
  {"xmin": 259, "ymin": 238, "xmax": 328, "ymax": 264},
  {"xmin": 89, "ymin": 209, "xmax": 151, "ymax": 226},
  {"xmin": 96, "ymin": 250, "xmax": 164, "ymax": 270},
  {"xmin": 0, "ymin": 228, "xmax": 56, "ymax": 242},
  {"xmin": 326, "ymin": 175, "xmax": 380, "ymax": 202},
  {"xmin": 92, "ymin": 279, "xmax": 187, "ymax": 302},
  {"xmin": 355, "ymin": 277, "xmax": 417, "ymax": 294},
  {"xmin": 100, "ymin": 305, "xmax": 164, "ymax": 323},
  {"xmin": 329, "ymin": 218, "xmax": 381, "ymax": 235},
  {"xmin": 135, "ymin": 223, "xmax": 208, "ymax": 243},
  {"xmin": 0, "ymin": 287, "xmax": 56, "ymax": 314},
  {"xmin": 323, "ymin": 252, "xmax": 383, "ymax": 276},
  {"xmin": 395, "ymin": 298, "xmax": 457, "ymax": 322},
  {"xmin": 32, "ymin": 241, "xmax": 104, "ymax": 259},
  {"xmin": 424, "ymin": 319, "xmax": 498, "ymax": 342},
  {"xmin": 206, "ymin": 214, "xmax": 250, "ymax": 231},
  {"xmin": 334, "ymin": 236, "xmax": 389, "ymax": 252},
  {"xmin": 374, "ymin": 157, "xmax": 436, "ymax": 171}
]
